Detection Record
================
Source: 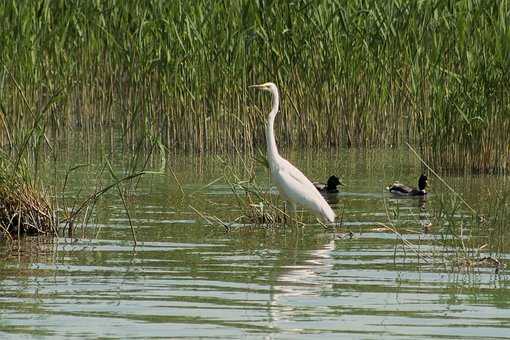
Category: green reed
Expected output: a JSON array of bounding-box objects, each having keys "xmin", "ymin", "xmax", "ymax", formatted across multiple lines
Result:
[{"xmin": 0, "ymin": 1, "xmax": 509, "ymax": 172}]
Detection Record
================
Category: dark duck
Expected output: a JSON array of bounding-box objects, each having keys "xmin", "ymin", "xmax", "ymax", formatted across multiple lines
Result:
[
  {"xmin": 314, "ymin": 176, "xmax": 344, "ymax": 194},
  {"xmin": 387, "ymin": 174, "xmax": 428, "ymax": 196}
]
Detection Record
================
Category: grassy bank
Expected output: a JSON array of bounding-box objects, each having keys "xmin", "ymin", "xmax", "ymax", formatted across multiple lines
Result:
[{"xmin": 0, "ymin": 0, "xmax": 509, "ymax": 172}]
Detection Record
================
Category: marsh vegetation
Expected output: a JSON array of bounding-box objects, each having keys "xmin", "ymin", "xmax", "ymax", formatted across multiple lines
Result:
[{"xmin": 1, "ymin": 0, "xmax": 509, "ymax": 172}]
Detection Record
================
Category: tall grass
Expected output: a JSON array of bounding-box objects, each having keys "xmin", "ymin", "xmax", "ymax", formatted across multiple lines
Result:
[{"xmin": 0, "ymin": 1, "xmax": 508, "ymax": 172}]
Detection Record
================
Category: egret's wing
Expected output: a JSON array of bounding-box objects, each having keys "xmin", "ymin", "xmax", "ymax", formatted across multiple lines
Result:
[
  {"xmin": 273, "ymin": 161, "xmax": 335, "ymax": 222},
  {"xmin": 277, "ymin": 159, "xmax": 318, "ymax": 190},
  {"xmin": 277, "ymin": 169, "xmax": 323, "ymax": 203}
]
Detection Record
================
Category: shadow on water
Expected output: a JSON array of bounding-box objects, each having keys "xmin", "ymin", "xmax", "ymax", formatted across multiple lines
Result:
[{"xmin": 0, "ymin": 145, "xmax": 509, "ymax": 338}]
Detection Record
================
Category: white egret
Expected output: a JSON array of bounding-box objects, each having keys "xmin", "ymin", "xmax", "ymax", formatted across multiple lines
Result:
[{"xmin": 250, "ymin": 82, "xmax": 336, "ymax": 223}]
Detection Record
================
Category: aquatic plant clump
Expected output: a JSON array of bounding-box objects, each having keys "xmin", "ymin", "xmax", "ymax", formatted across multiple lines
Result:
[{"xmin": 0, "ymin": 172, "xmax": 55, "ymax": 239}]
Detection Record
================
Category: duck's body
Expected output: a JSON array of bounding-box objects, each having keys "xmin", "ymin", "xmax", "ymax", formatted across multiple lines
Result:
[
  {"xmin": 314, "ymin": 176, "xmax": 343, "ymax": 194},
  {"xmin": 388, "ymin": 184, "xmax": 426, "ymax": 196},
  {"xmin": 387, "ymin": 174, "xmax": 428, "ymax": 196}
]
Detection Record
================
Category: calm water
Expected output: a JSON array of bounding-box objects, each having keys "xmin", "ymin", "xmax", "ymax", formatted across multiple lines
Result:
[{"xmin": 0, "ymin": 146, "xmax": 509, "ymax": 339}]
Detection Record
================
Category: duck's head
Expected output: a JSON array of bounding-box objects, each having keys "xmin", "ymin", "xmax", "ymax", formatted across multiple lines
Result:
[
  {"xmin": 418, "ymin": 174, "xmax": 428, "ymax": 191},
  {"xmin": 327, "ymin": 175, "xmax": 344, "ymax": 188}
]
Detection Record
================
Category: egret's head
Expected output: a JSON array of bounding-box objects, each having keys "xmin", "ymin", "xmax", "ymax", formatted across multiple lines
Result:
[
  {"xmin": 249, "ymin": 82, "xmax": 277, "ymax": 93},
  {"xmin": 250, "ymin": 82, "xmax": 279, "ymax": 118}
]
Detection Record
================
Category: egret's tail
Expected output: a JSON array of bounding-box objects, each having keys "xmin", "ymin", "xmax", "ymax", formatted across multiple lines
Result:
[{"xmin": 321, "ymin": 205, "xmax": 336, "ymax": 223}]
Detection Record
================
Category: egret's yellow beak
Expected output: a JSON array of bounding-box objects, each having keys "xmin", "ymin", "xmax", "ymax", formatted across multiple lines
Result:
[{"xmin": 249, "ymin": 84, "xmax": 264, "ymax": 89}]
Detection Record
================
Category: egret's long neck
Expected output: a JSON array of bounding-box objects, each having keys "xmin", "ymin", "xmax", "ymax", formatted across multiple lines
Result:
[{"xmin": 265, "ymin": 88, "xmax": 280, "ymax": 166}]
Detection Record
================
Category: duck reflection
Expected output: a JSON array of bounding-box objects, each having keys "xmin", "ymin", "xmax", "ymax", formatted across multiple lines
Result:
[{"xmin": 388, "ymin": 195, "xmax": 431, "ymax": 233}]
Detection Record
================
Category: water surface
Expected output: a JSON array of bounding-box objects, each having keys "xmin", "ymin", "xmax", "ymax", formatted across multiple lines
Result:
[{"xmin": 0, "ymin": 147, "xmax": 508, "ymax": 338}]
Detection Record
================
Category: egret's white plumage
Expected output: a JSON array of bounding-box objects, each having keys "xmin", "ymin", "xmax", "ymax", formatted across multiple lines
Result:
[{"xmin": 250, "ymin": 82, "xmax": 335, "ymax": 223}]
